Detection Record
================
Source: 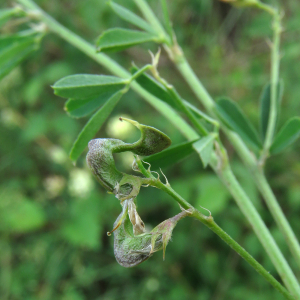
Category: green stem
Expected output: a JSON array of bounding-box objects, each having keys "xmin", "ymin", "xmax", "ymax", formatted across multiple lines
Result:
[
  {"xmin": 261, "ymin": 11, "xmax": 282, "ymax": 161},
  {"xmin": 200, "ymin": 217, "xmax": 295, "ymax": 300},
  {"xmin": 209, "ymin": 153, "xmax": 300, "ymax": 298},
  {"xmin": 134, "ymin": 0, "xmax": 170, "ymax": 45},
  {"xmin": 253, "ymin": 167, "xmax": 300, "ymax": 272},
  {"xmin": 175, "ymin": 56, "xmax": 216, "ymax": 112},
  {"xmin": 184, "ymin": 101, "xmax": 220, "ymax": 127},
  {"xmin": 135, "ymin": 156, "xmax": 295, "ymax": 300},
  {"xmin": 128, "ymin": 64, "xmax": 152, "ymax": 83},
  {"xmin": 153, "ymin": 73, "xmax": 208, "ymax": 136},
  {"xmin": 225, "ymin": 126, "xmax": 300, "ymax": 271},
  {"xmin": 166, "ymin": 86, "xmax": 208, "ymax": 136},
  {"xmin": 135, "ymin": 0, "xmax": 300, "ymax": 280},
  {"xmin": 254, "ymin": 2, "xmax": 276, "ymax": 16},
  {"xmin": 159, "ymin": 0, "xmax": 174, "ymax": 45}
]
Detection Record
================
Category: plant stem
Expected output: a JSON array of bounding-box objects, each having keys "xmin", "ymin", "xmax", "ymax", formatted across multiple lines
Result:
[
  {"xmin": 252, "ymin": 167, "xmax": 300, "ymax": 272},
  {"xmin": 159, "ymin": 0, "xmax": 174, "ymax": 45},
  {"xmin": 261, "ymin": 11, "xmax": 282, "ymax": 161},
  {"xmin": 134, "ymin": 0, "xmax": 170, "ymax": 45},
  {"xmin": 128, "ymin": 64, "xmax": 152, "ymax": 83},
  {"xmin": 152, "ymin": 71, "xmax": 208, "ymax": 136},
  {"xmin": 135, "ymin": 0, "xmax": 300, "ymax": 277},
  {"xmin": 184, "ymin": 101, "xmax": 219, "ymax": 127},
  {"xmin": 135, "ymin": 156, "xmax": 295, "ymax": 300},
  {"xmin": 174, "ymin": 56, "xmax": 216, "ymax": 111},
  {"xmin": 255, "ymin": 1, "xmax": 276, "ymax": 16},
  {"xmin": 165, "ymin": 86, "xmax": 208, "ymax": 136},
  {"xmin": 209, "ymin": 153, "xmax": 300, "ymax": 298}
]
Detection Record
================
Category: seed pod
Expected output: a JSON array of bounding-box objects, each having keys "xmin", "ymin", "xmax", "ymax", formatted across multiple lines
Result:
[
  {"xmin": 113, "ymin": 199, "xmax": 191, "ymax": 268},
  {"xmin": 114, "ymin": 118, "xmax": 171, "ymax": 156},
  {"xmin": 86, "ymin": 118, "xmax": 171, "ymax": 198},
  {"xmin": 86, "ymin": 138, "xmax": 124, "ymax": 193}
]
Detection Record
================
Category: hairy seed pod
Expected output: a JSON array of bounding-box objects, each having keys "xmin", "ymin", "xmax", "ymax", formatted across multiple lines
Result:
[
  {"xmin": 113, "ymin": 198, "xmax": 191, "ymax": 268},
  {"xmin": 86, "ymin": 118, "xmax": 171, "ymax": 199},
  {"xmin": 86, "ymin": 138, "xmax": 124, "ymax": 193}
]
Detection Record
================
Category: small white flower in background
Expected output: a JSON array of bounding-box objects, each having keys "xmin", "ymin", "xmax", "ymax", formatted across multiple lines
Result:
[
  {"xmin": 145, "ymin": 278, "xmax": 160, "ymax": 292},
  {"xmin": 44, "ymin": 175, "xmax": 66, "ymax": 198},
  {"xmin": 48, "ymin": 146, "xmax": 68, "ymax": 165},
  {"xmin": 0, "ymin": 108, "xmax": 20, "ymax": 128},
  {"xmin": 68, "ymin": 169, "xmax": 94, "ymax": 198},
  {"xmin": 106, "ymin": 114, "xmax": 134, "ymax": 139},
  {"xmin": 119, "ymin": 151, "xmax": 135, "ymax": 171}
]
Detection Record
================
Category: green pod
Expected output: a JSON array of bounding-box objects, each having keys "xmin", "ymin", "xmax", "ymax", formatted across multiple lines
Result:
[
  {"xmin": 113, "ymin": 198, "xmax": 190, "ymax": 267},
  {"xmin": 113, "ymin": 200, "xmax": 162, "ymax": 267},
  {"xmin": 86, "ymin": 118, "xmax": 171, "ymax": 197},
  {"xmin": 86, "ymin": 138, "xmax": 124, "ymax": 193},
  {"xmin": 114, "ymin": 118, "xmax": 171, "ymax": 156}
]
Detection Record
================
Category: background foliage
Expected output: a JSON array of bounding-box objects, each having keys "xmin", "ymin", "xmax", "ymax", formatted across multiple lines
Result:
[{"xmin": 1, "ymin": 0, "xmax": 300, "ymax": 299}]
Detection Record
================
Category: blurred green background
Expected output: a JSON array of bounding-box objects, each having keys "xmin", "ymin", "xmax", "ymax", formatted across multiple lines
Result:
[{"xmin": 1, "ymin": 0, "xmax": 300, "ymax": 299}]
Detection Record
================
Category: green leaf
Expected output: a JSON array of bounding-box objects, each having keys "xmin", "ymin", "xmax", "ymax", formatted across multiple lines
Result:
[
  {"xmin": 96, "ymin": 28, "xmax": 158, "ymax": 52},
  {"xmin": 0, "ymin": 8, "xmax": 22, "ymax": 27},
  {"xmin": 65, "ymin": 92, "xmax": 115, "ymax": 118},
  {"xmin": 270, "ymin": 117, "xmax": 300, "ymax": 154},
  {"xmin": 215, "ymin": 98, "xmax": 262, "ymax": 151},
  {"xmin": 144, "ymin": 140, "xmax": 198, "ymax": 169},
  {"xmin": 0, "ymin": 38, "xmax": 34, "ymax": 59},
  {"xmin": 193, "ymin": 134, "xmax": 215, "ymax": 168},
  {"xmin": 0, "ymin": 47, "xmax": 36, "ymax": 80},
  {"xmin": 0, "ymin": 30, "xmax": 40, "ymax": 48},
  {"xmin": 53, "ymin": 74, "xmax": 127, "ymax": 99},
  {"xmin": 0, "ymin": 33, "xmax": 40, "ymax": 80},
  {"xmin": 259, "ymin": 81, "xmax": 283, "ymax": 139},
  {"xmin": 70, "ymin": 91, "xmax": 123, "ymax": 162},
  {"xmin": 109, "ymin": 2, "xmax": 155, "ymax": 33},
  {"xmin": 0, "ymin": 31, "xmax": 42, "ymax": 79}
]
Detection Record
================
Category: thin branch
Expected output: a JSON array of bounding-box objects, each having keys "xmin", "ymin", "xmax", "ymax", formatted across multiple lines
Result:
[{"xmin": 260, "ymin": 11, "xmax": 282, "ymax": 161}]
